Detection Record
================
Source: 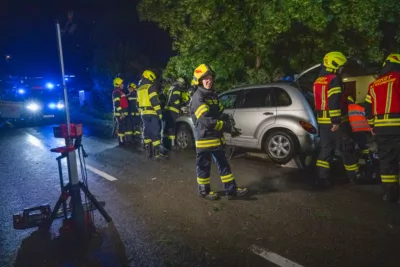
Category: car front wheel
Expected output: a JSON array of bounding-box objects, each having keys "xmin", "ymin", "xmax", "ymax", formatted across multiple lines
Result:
[
  {"xmin": 176, "ymin": 123, "xmax": 194, "ymax": 150},
  {"xmin": 264, "ymin": 130, "xmax": 297, "ymax": 164}
]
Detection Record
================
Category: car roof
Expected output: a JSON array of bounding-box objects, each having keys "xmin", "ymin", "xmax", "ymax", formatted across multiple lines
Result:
[{"xmin": 222, "ymin": 82, "xmax": 297, "ymax": 93}]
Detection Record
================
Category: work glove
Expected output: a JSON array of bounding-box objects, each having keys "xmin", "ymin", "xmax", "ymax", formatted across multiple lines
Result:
[{"xmin": 231, "ymin": 127, "xmax": 242, "ymax": 138}]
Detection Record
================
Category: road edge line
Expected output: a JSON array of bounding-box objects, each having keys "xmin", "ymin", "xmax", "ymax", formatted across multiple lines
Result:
[
  {"xmin": 250, "ymin": 245, "xmax": 305, "ymax": 267},
  {"xmin": 86, "ymin": 165, "xmax": 118, "ymax": 181}
]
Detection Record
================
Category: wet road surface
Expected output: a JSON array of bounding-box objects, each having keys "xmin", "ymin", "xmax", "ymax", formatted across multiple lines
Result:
[{"xmin": 1, "ymin": 120, "xmax": 400, "ymax": 267}]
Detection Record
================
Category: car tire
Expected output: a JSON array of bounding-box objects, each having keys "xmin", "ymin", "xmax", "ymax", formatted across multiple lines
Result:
[
  {"xmin": 176, "ymin": 123, "xmax": 194, "ymax": 150},
  {"xmin": 263, "ymin": 130, "xmax": 298, "ymax": 164}
]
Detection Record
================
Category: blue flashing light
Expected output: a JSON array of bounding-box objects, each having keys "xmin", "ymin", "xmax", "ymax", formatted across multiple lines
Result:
[
  {"xmin": 18, "ymin": 89, "xmax": 25, "ymax": 94},
  {"xmin": 65, "ymin": 77, "xmax": 69, "ymax": 81},
  {"xmin": 45, "ymin": 82, "xmax": 54, "ymax": 89},
  {"xmin": 48, "ymin": 103, "xmax": 56, "ymax": 109}
]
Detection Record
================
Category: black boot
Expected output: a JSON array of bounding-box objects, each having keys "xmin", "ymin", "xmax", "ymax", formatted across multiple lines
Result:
[
  {"xmin": 154, "ymin": 145, "xmax": 168, "ymax": 160},
  {"xmin": 163, "ymin": 137, "xmax": 171, "ymax": 151},
  {"xmin": 198, "ymin": 184, "xmax": 219, "ymax": 200},
  {"xmin": 145, "ymin": 144, "xmax": 153, "ymax": 158},
  {"xmin": 118, "ymin": 136, "xmax": 125, "ymax": 147},
  {"xmin": 227, "ymin": 188, "xmax": 249, "ymax": 200},
  {"xmin": 382, "ymin": 183, "xmax": 399, "ymax": 202}
]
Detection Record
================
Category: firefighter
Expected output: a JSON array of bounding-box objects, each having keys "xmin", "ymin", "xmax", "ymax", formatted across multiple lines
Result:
[
  {"xmin": 365, "ymin": 53, "xmax": 400, "ymax": 202},
  {"xmin": 127, "ymin": 83, "xmax": 141, "ymax": 144},
  {"xmin": 137, "ymin": 70, "xmax": 168, "ymax": 159},
  {"xmin": 313, "ymin": 52, "xmax": 361, "ymax": 188},
  {"xmin": 190, "ymin": 64, "xmax": 248, "ymax": 200},
  {"xmin": 112, "ymin": 77, "xmax": 129, "ymax": 146},
  {"xmin": 162, "ymin": 77, "xmax": 187, "ymax": 150}
]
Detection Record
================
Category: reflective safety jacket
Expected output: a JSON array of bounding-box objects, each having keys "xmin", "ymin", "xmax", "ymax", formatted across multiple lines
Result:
[
  {"xmin": 365, "ymin": 71, "xmax": 400, "ymax": 135},
  {"xmin": 112, "ymin": 88, "xmax": 128, "ymax": 117},
  {"xmin": 137, "ymin": 79, "xmax": 162, "ymax": 118},
  {"xmin": 165, "ymin": 83, "xmax": 186, "ymax": 114},
  {"xmin": 348, "ymin": 100, "xmax": 370, "ymax": 132},
  {"xmin": 190, "ymin": 86, "xmax": 228, "ymax": 152},
  {"xmin": 313, "ymin": 73, "xmax": 346, "ymax": 126},
  {"xmin": 127, "ymin": 90, "xmax": 139, "ymax": 116}
]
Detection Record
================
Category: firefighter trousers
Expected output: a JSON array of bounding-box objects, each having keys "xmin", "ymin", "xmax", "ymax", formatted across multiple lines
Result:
[
  {"xmin": 142, "ymin": 114, "xmax": 161, "ymax": 148},
  {"xmin": 352, "ymin": 131, "xmax": 370, "ymax": 157},
  {"xmin": 162, "ymin": 110, "xmax": 178, "ymax": 150},
  {"xmin": 116, "ymin": 115, "xmax": 127, "ymax": 143},
  {"xmin": 376, "ymin": 135, "xmax": 400, "ymax": 202},
  {"xmin": 124, "ymin": 113, "xmax": 134, "ymax": 142},
  {"xmin": 196, "ymin": 149, "xmax": 237, "ymax": 195},
  {"xmin": 316, "ymin": 125, "xmax": 359, "ymax": 181},
  {"xmin": 129, "ymin": 114, "xmax": 141, "ymax": 141}
]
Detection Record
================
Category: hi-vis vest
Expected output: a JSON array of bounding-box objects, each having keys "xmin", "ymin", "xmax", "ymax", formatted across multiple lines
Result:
[
  {"xmin": 348, "ymin": 104, "xmax": 370, "ymax": 132},
  {"xmin": 137, "ymin": 84, "xmax": 157, "ymax": 116}
]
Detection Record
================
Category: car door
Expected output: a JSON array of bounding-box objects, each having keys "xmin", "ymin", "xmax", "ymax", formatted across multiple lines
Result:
[
  {"xmin": 231, "ymin": 87, "xmax": 277, "ymax": 148},
  {"xmin": 219, "ymin": 90, "xmax": 243, "ymax": 144}
]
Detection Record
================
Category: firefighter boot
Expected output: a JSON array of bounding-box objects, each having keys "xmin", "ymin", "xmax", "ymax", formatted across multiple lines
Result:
[
  {"xmin": 198, "ymin": 185, "xmax": 219, "ymax": 200},
  {"xmin": 349, "ymin": 169, "xmax": 363, "ymax": 185},
  {"xmin": 118, "ymin": 136, "xmax": 125, "ymax": 147},
  {"xmin": 162, "ymin": 137, "xmax": 172, "ymax": 151},
  {"xmin": 382, "ymin": 183, "xmax": 399, "ymax": 203},
  {"xmin": 227, "ymin": 188, "xmax": 249, "ymax": 200},
  {"xmin": 154, "ymin": 145, "xmax": 169, "ymax": 160},
  {"xmin": 145, "ymin": 144, "xmax": 153, "ymax": 159}
]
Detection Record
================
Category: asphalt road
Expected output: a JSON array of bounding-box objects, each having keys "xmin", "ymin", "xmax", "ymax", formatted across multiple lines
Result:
[{"xmin": 1, "ymin": 119, "xmax": 400, "ymax": 267}]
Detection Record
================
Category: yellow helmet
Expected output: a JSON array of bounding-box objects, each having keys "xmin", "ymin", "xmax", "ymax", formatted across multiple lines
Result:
[
  {"xmin": 323, "ymin": 52, "xmax": 347, "ymax": 70},
  {"xmin": 113, "ymin": 77, "xmax": 123, "ymax": 87},
  {"xmin": 142, "ymin": 70, "xmax": 157, "ymax": 82},
  {"xmin": 383, "ymin": 53, "xmax": 400, "ymax": 67},
  {"xmin": 192, "ymin": 64, "xmax": 214, "ymax": 85},
  {"xmin": 129, "ymin": 83, "xmax": 137, "ymax": 89}
]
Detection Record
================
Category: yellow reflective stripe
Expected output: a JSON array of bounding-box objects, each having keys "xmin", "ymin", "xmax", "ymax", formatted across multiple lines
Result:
[
  {"xmin": 154, "ymin": 105, "xmax": 161, "ymax": 111},
  {"xmin": 174, "ymin": 100, "xmax": 180, "ymax": 105},
  {"xmin": 317, "ymin": 117, "xmax": 331, "ymax": 124},
  {"xmin": 134, "ymin": 131, "xmax": 141, "ymax": 135},
  {"xmin": 153, "ymin": 140, "xmax": 161, "ymax": 146},
  {"xmin": 141, "ymin": 110, "xmax": 157, "ymax": 115},
  {"xmin": 195, "ymin": 139, "xmax": 221, "ymax": 148},
  {"xmin": 124, "ymin": 112, "xmax": 128, "ymax": 115},
  {"xmin": 361, "ymin": 149, "xmax": 370, "ymax": 155},
  {"xmin": 321, "ymin": 85, "xmax": 326, "ymax": 110},
  {"xmin": 144, "ymin": 139, "xmax": 152, "ymax": 144},
  {"xmin": 195, "ymin": 104, "xmax": 209, "ymax": 119},
  {"xmin": 197, "ymin": 177, "xmax": 210, "ymax": 185},
  {"xmin": 365, "ymin": 94, "xmax": 372, "ymax": 103},
  {"xmin": 374, "ymin": 118, "xmax": 400, "ymax": 127},
  {"xmin": 327, "ymin": 87, "xmax": 342, "ymax": 97},
  {"xmin": 215, "ymin": 120, "xmax": 224, "ymax": 131},
  {"xmin": 173, "ymin": 91, "xmax": 181, "ymax": 95},
  {"xmin": 368, "ymin": 119, "xmax": 374, "ymax": 125},
  {"xmin": 166, "ymin": 106, "xmax": 180, "ymax": 113},
  {"xmin": 381, "ymin": 175, "xmax": 399, "ymax": 183},
  {"xmin": 344, "ymin": 164, "xmax": 359, "ymax": 171},
  {"xmin": 316, "ymin": 160, "xmax": 330, "ymax": 168},
  {"xmin": 370, "ymin": 89, "xmax": 377, "ymax": 115},
  {"xmin": 385, "ymin": 82, "xmax": 393, "ymax": 115},
  {"xmin": 125, "ymin": 131, "xmax": 133, "ymax": 135},
  {"xmin": 113, "ymin": 97, "xmax": 121, "ymax": 102},
  {"xmin": 114, "ymin": 113, "xmax": 121, "ymax": 116},
  {"xmin": 347, "ymin": 96, "xmax": 355, "ymax": 103},
  {"xmin": 149, "ymin": 92, "xmax": 157, "ymax": 99},
  {"xmin": 219, "ymin": 103, "xmax": 224, "ymax": 111},
  {"xmin": 117, "ymin": 133, "xmax": 125, "ymax": 137},
  {"xmin": 221, "ymin": 173, "xmax": 234, "ymax": 183},
  {"xmin": 166, "ymin": 135, "xmax": 176, "ymax": 140},
  {"xmin": 116, "ymin": 107, "xmax": 122, "ymax": 111},
  {"xmin": 329, "ymin": 109, "xmax": 341, "ymax": 117}
]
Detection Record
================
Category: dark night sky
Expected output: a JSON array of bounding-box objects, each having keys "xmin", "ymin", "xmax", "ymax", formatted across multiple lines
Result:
[{"xmin": 0, "ymin": 0, "xmax": 172, "ymax": 77}]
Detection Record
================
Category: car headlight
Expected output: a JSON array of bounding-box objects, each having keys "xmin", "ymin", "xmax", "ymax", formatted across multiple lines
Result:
[
  {"xmin": 57, "ymin": 103, "xmax": 64, "ymax": 109},
  {"xmin": 48, "ymin": 103, "xmax": 56, "ymax": 109},
  {"xmin": 26, "ymin": 103, "xmax": 41, "ymax": 112}
]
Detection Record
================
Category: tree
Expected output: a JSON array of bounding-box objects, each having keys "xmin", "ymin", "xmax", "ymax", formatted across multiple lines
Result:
[{"xmin": 138, "ymin": 0, "xmax": 400, "ymax": 90}]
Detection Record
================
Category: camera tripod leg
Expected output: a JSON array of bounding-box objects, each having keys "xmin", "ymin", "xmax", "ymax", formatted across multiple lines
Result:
[
  {"xmin": 57, "ymin": 157, "xmax": 68, "ymax": 220},
  {"xmin": 79, "ymin": 182, "xmax": 112, "ymax": 223},
  {"xmin": 42, "ymin": 188, "xmax": 70, "ymax": 230}
]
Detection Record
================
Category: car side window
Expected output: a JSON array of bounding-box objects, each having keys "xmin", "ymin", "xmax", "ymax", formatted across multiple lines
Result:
[
  {"xmin": 273, "ymin": 87, "xmax": 292, "ymax": 106},
  {"xmin": 219, "ymin": 92, "xmax": 239, "ymax": 109},
  {"xmin": 240, "ymin": 88, "xmax": 274, "ymax": 108}
]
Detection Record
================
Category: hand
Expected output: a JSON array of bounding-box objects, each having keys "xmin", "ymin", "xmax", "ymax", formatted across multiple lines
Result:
[
  {"xmin": 370, "ymin": 128, "xmax": 376, "ymax": 136},
  {"xmin": 331, "ymin": 124, "xmax": 339, "ymax": 132}
]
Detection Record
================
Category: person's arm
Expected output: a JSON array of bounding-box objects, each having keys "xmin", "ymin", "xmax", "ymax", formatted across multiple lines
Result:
[
  {"xmin": 327, "ymin": 76, "xmax": 343, "ymax": 125},
  {"xmin": 148, "ymin": 85, "xmax": 162, "ymax": 118},
  {"xmin": 112, "ymin": 91, "xmax": 124, "ymax": 118}
]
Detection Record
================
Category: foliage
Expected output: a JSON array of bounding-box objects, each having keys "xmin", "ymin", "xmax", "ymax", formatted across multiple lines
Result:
[{"xmin": 138, "ymin": 0, "xmax": 400, "ymax": 90}]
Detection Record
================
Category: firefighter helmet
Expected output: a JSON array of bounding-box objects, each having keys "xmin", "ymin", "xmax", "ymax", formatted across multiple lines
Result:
[
  {"xmin": 192, "ymin": 64, "xmax": 215, "ymax": 85},
  {"xmin": 323, "ymin": 52, "xmax": 347, "ymax": 70},
  {"xmin": 383, "ymin": 53, "xmax": 400, "ymax": 67},
  {"xmin": 113, "ymin": 77, "xmax": 123, "ymax": 87},
  {"xmin": 142, "ymin": 70, "xmax": 157, "ymax": 82},
  {"xmin": 129, "ymin": 83, "xmax": 137, "ymax": 89}
]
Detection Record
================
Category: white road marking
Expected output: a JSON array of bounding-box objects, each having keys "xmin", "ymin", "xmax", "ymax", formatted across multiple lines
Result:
[
  {"xmin": 86, "ymin": 165, "xmax": 118, "ymax": 181},
  {"xmin": 250, "ymin": 245, "xmax": 305, "ymax": 267}
]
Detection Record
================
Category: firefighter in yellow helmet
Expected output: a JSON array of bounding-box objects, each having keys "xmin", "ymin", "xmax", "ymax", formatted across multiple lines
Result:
[
  {"xmin": 190, "ymin": 64, "xmax": 248, "ymax": 200},
  {"xmin": 313, "ymin": 52, "xmax": 361, "ymax": 188},
  {"xmin": 365, "ymin": 53, "xmax": 400, "ymax": 202},
  {"xmin": 137, "ymin": 70, "xmax": 168, "ymax": 159},
  {"xmin": 112, "ymin": 77, "xmax": 129, "ymax": 146},
  {"xmin": 127, "ymin": 83, "xmax": 141, "ymax": 145},
  {"xmin": 162, "ymin": 77, "xmax": 188, "ymax": 150}
]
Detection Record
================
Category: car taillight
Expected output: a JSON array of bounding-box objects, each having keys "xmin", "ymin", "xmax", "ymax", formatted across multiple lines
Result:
[{"xmin": 299, "ymin": 121, "xmax": 317, "ymax": 134}]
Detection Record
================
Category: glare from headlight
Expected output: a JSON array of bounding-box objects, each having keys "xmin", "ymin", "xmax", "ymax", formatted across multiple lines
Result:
[
  {"xmin": 48, "ymin": 103, "xmax": 56, "ymax": 109},
  {"xmin": 26, "ymin": 103, "xmax": 40, "ymax": 112},
  {"xmin": 57, "ymin": 103, "xmax": 64, "ymax": 109}
]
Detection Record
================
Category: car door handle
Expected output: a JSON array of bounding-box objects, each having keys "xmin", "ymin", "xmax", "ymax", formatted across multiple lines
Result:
[{"xmin": 263, "ymin": 112, "xmax": 274, "ymax": 115}]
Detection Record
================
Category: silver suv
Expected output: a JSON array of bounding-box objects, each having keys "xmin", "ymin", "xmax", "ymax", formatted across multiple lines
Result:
[{"xmin": 175, "ymin": 83, "xmax": 319, "ymax": 164}]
